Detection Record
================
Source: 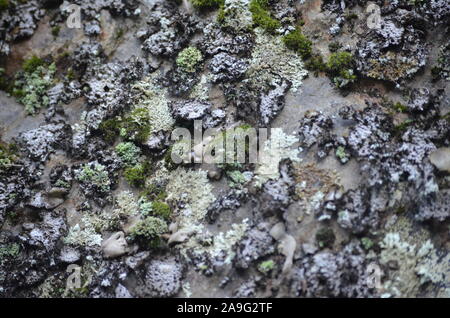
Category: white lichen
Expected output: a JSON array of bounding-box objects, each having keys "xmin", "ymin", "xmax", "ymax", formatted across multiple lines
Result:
[
  {"xmin": 132, "ymin": 74, "xmax": 175, "ymax": 135},
  {"xmin": 166, "ymin": 168, "xmax": 215, "ymax": 229},
  {"xmin": 380, "ymin": 231, "xmax": 450, "ymax": 297},
  {"xmin": 182, "ymin": 219, "xmax": 249, "ymax": 265},
  {"xmin": 247, "ymin": 28, "xmax": 308, "ymax": 92},
  {"xmin": 64, "ymin": 216, "xmax": 102, "ymax": 247},
  {"xmin": 219, "ymin": 0, "xmax": 253, "ymax": 32}
]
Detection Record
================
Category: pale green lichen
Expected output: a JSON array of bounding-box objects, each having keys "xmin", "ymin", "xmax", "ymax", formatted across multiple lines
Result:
[
  {"xmin": 166, "ymin": 168, "xmax": 215, "ymax": 228},
  {"xmin": 76, "ymin": 163, "xmax": 111, "ymax": 194},
  {"xmin": 83, "ymin": 191, "xmax": 137, "ymax": 232},
  {"xmin": 132, "ymin": 75, "xmax": 175, "ymax": 136},
  {"xmin": 182, "ymin": 219, "xmax": 249, "ymax": 265},
  {"xmin": 115, "ymin": 142, "xmax": 141, "ymax": 166},
  {"xmin": 176, "ymin": 47, "xmax": 203, "ymax": 73},
  {"xmin": 336, "ymin": 146, "xmax": 349, "ymax": 164},
  {"xmin": 380, "ymin": 231, "xmax": 450, "ymax": 297},
  {"xmin": 64, "ymin": 216, "xmax": 102, "ymax": 247},
  {"xmin": 227, "ymin": 170, "xmax": 250, "ymax": 188},
  {"xmin": 14, "ymin": 62, "xmax": 56, "ymax": 115},
  {"xmin": 189, "ymin": 73, "xmax": 211, "ymax": 101},
  {"xmin": 246, "ymin": 28, "xmax": 308, "ymax": 92}
]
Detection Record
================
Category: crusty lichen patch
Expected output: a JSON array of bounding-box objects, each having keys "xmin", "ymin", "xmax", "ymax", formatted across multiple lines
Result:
[
  {"xmin": 166, "ymin": 168, "xmax": 215, "ymax": 229},
  {"xmin": 247, "ymin": 28, "xmax": 308, "ymax": 92},
  {"xmin": 132, "ymin": 74, "xmax": 175, "ymax": 135}
]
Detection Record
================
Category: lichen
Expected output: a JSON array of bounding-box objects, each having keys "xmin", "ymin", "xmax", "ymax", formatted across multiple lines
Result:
[
  {"xmin": 217, "ymin": 0, "xmax": 253, "ymax": 32},
  {"xmin": 76, "ymin": 163, "xmax": 111, "ymax": 194},
  {"xmin": 64, "ymin": 216, "xmax": 102, "ymax": 247},
  {"xmin": 131, "ymin": 75, "xmax": 175, "ymax": 136},
  {"xmin": 380, "ymin": 230, "xmax": 449, "ymax": 297},
  {"xmin": 115, "ymin": 142, "xmax": 141, "ymax": 166},
  {"xmin": 166, "ymin": 168, "xmax": 215, "ymax": 229},
  {"xmin": 176, "ymin": 47, "xmax": 203, "ymax": 73},
  {"xmin": 14, "ymin": 60, "xmax": 56, "ymax": 115},
  {"xmin": 247, "ymin": 28, "xmax": 308, "ymax": 93}
]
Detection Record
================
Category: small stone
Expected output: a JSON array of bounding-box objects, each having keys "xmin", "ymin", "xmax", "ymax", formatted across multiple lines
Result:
[
  {"xmin": 102, "ymin": 232, "xmax": 128, "ymax": 259},
  {"xmin": 429, "ymin": 148, "xmax": 450, "ymax": 173}
]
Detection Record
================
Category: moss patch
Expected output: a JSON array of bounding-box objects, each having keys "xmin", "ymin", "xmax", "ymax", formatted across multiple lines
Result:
[
  {"xmin": 282, "ymin": 28, "xmax": 312, "ymax": 59},
  {"xmin": 249, "ymin": 0, "xmax": 280, "ymax": 34}
]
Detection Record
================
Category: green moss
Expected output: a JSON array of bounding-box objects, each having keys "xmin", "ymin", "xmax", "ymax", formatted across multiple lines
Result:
[
  {"xmin": 141, "ymin": 184, "xmax": 168, "ymax": 202},
  {"xmin": 345, "ymin": 12, "xmax": 358, "ymax": 21},
  {"xmin": 22, "ymin": 56, "xmax": 45, "ymax": 74},
  {"xmin": 393, "ymin": 102, "xmax": 408, "ymax": 113},
  {"xmin": 217, "ymin": 4, "xmax": 225, "ymax": 23},
  {"xmin": 115, "ymin": 28, "xmax": 124, "ymax": 40},
  {"xmin": 98, "ymin": 117, "xmax": 121, "ymax": 144},
  {"xmin": 327, "ymin": 51, "xmax": 357, "ymax": 88},
  {"xmin": 151, "ymin": 201, "xmax": 172, "ymax": 221},
  {"xmin": 315, "ymin": 227, "xmax": 335, "ymax": 249},
  {"xmin": 0, "ymin": 141, "xmax": 17, "ymax": 173},
  {"xmin": 0, "ymin": 67, "xmax": 13, "ymax": 93},
  {"xmin": 394, "ymin": 119, "xmax": 415, "ymax": 135},
  {"xmin": 124, "ymin": 162, "xmax": 150, "ymax": 187},
  {"xmin": 327, "ymin": 51, "xmax": 353, "ymax": 73},
  {"xmin": 249, "ymin": 0, "xmax": 281, "ymax": 34},
  {"xmin": 120, "ymin": 107, "xmax": 152, "ymax": 144},
  {"xmin": 282, "ymin": 28, "xmax": 312, "ymax": 59},
  {"xmin": 0, "ymin": 0, "xmax": 9, "ymax": 11},
  {"xmin": 327, "ymin": 51, "xmax": 353, "ymax": 74},
  {"xmin": 328, "ymin": 41, "xmax": 342, "ymax": 53},
  {"xmin": 0, "ymin": 243, "xmax": 20, "ymax": 262},
  {"xmin": 361, "ymin": 237, "xmax": 374, "ymax": 250},
  {"xmin": 115, "ymin": 142, "xmax": 141, "ymax": 166},
  {"xmin": 176, "ymin": 47, "xmax": 203, "ymax": 73},
  {"xmin": 305, "ymin": 54, "xmax": 327, "ymax": 75},
  {"xmin": 190, "ymin": 0, "xmax": 224, "ymax": 9},
  {"xmin": 51, "ymin": 26, "xmax": 61, "ymax": 37},
  {"xmin": 129, "ymin": 216, "xmax": 168, "ymax": 243},
  {"xmin": 258, "ymin": 260, "xmax": 275, "ymax": 274}
]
